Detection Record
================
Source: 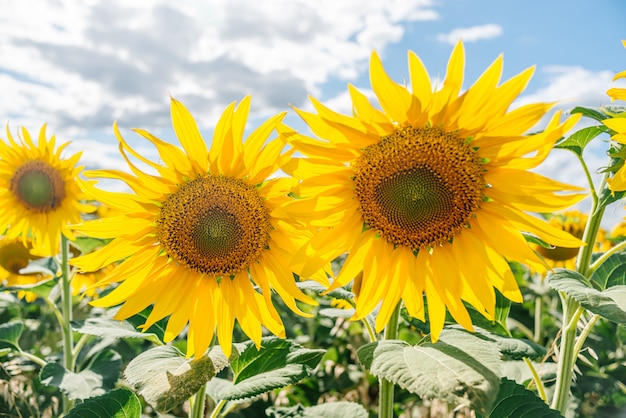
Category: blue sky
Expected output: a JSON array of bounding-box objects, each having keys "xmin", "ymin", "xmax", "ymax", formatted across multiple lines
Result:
[{"xmin": 1, "ymin": 0, "xmax": 625, "ymax": 225}]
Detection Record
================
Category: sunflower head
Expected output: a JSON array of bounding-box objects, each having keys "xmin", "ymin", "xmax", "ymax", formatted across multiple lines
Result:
[
  {"xmin": 0, "ymin": 125, "xmax": 94, "ymax": 256},
  {"xmin": 532, "ymin": 211, "xmax": 609, "ymax": 271},
  {"xmin": 285, "ymin": 41, "xmax": 586, "ymax": 340},
  {"xmin": 0, "ymin": 236, "xmax": 51, "ymax": 302},
  {"xmin": 71, "ymin": 97, "xmax": 325, "ymax": 358}
]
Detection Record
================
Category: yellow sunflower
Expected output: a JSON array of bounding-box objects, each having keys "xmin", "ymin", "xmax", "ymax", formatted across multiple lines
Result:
[
  {"xmin": 0, "ymin": 236, "xmax": 52, "ymax": 302},
  {"xmin": 70, "ymin": 97, "xmax": 325, "ymax": 358},
  {"xmin": 284, "ymin": 41, "xmax": 587, "ymax": 340},
  {"xmin": 533, "ymin": 210, "xmax": 610, "ymax": 271},
  {"xmin": 607, "ymin": 40, "xmax": 626, "ymax": 102},
  {"xmin": 0, "ymin": 125, "xmax": 92, "ymax": 256}
]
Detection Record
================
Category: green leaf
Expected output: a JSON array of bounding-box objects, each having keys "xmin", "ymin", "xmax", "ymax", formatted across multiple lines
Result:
[
  {"xmin": 71, "ymin": 316, "xmax": 162, "ymax": 344},
  {"xmin": 66, "ymin": 387, "xmax": 141, "ymax": 418},
  {"xmin": 219, "ymin": 364, "xmax": 309, "ymax": 402},
  {"xmin": 218, "ymin": 337, "xmax": 325, "ymax": 402},
  {"xmin": 124, "ymin": 306, "xmax": 168, "ymax": 342},
  {"xmin": 598, "ymin": 187, "xmax": 626, "ymax": 209},
  {"xmin": 40, "ymin": 349, "xmax": 122, "ymax": 400},
  {"xmin": 476, "ymin": 378, "xmax": 563, "ymax": 418},
  {"xmin": 123, "ymin": 345, "xmax": 221, "ymax": 413},
  {"xmin": 570, "ymin": 106, "xmax": 609, "ymax": 122},
  {"xmin": 2, "ymin": 276, "xmax": 58, "ymax": 299},
  {"xmin": 19, "ymin": 256, "xmax": 59, "ymax": 276},
  {"xmin": 522, "ymin": 232, "xmax": 554, "ymax": 249},
  {"xmin": 357, "ymin": 328, "xmax": 502, "ymax": 414},
  {"xmin": 318, "ymin": 307, "xmax": 355, "ymax": 318},
  {"xmin": 546, "ymin": 268, "xmax": 626, "ymax": 324},
  {"xmin": 266, "ymin": 401, "xmax": 368, "ymax": 418},
  {"xmin": 70, "ymin": 236, "xmax": 111, "ymax": 255},
  {"xmin": 590, "ymin": 251, "xmax": 626, "ymax": 288},
  {"xmin": 297, "ymin": 280, "xmax": 354, "ymax": 300},
  {"xmin": 466, "ymin": 327, "xmax": 546, "ymax": 360},
  {"xmin": 0, "ymin": 320, "xmax": 23, "ymax": 350},
  {"xmin": 554, "ymin": 125, "xmax": 607, "ymax": 156},
  {"xmin": 500, "ymin": 361, "xmax": 558, "ymax": 386}
]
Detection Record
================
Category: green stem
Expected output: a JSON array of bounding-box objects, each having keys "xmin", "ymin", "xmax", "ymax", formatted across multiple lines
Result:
[
  {"xmin": 189, "ymin": 383, "xmax": 207, "ymax": 418},
  {"xmin": 59, "ymin": 235, "xmax": 74, "ymax": 415},
  {"xmin": 522, "ymin": 357, "xmax": 548, "ymax": 402},
  {"xmin": 379, "ymin": 303, "xmax": 400, "ymax": 418},
  {"xmin": 361, "ymin": 316, "xmax": 378, "ymax": 343},
  {"xmin": 208, "ymin": 399, "xmax": 227, "ymax": 418},
  {"xmin": 533, "ymin": 295, "xmax": 542, "ymax": 343},
  {"xmin": 571, "ymin": 314, "xmax": 600, "ymax": 369},
  {"xmin": 551, "ymin": 296, "xmax": 583, "ymax": 413},
  {"xmin": 71, "ymin": 334, "xmax": 91, "ymax": 370},
  {"xmin": 18, "ymin": 350, "xmax": 47, "ymax": 367}
]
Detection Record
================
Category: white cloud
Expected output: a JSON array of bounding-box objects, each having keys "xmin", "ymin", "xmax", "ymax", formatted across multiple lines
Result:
[
  {"xmin": 515, "ymin": 65, "xmax": 625, "ymax": 109},
  {"xmin": 436, "ymin": 23, "xmax": 503, "ymax": 45},
  {"xmin": 0, "ymin": 0, "xmax": 438, "ymax": 136}
]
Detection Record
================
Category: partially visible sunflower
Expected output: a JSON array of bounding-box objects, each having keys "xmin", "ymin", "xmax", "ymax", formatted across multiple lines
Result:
[
  {"xmin": 71, "ymin": 264, "xmax": 113, "ymax": 299},
  {"xmin": 0, "ymin": 125, "xmax": 93, "ymax": 256},
  {"xmin": 284, "ymin": 41, "xmax": 587, "ymax": 340},
  {"xmin": 0, "ymin": 236, "xmax": 52, "ymax": 302},
  {"xmin": 533, "ymin": 210, "xmax": 610, "ymax": 271},
  {"xmin": 71, "ymin": 97, "xmax": 325, "ymax": 357},
  {"xmin": 607, "ymin": 40, "xmax": 626, "ymax": 102}
]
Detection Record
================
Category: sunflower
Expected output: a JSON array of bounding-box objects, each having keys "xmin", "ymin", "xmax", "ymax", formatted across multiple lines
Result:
[
  {"xmin": 70, "ymin": 97, "xmax": 325, "ymax": 358},
  {"xmin": 284, "ymin": 41, "xmax": 587, "ymax": 340},
  {"xmin": 533, "ymin": 210, "xmax": 610, "ymax": 271},
  {"xmin": 0, "ymin": 236, "xmax": 52, "ymax": 302},
  {"xmin": 607, "ymin": 40, "xmax": 626, "ymax": 102},
  {"xmin": 604, "ymin": 116, "xmax": 626, "ymax": 192},
  {"xmin": 0, "ymin": 125, "xmax": 92, "ymax": 256}
]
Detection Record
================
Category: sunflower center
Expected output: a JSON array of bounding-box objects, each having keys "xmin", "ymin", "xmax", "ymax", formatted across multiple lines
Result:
[
  {"xmin": 0, "ymin": 242, "xmax": 34, "ymax": 274},
  {"xmin": 353, "ymin": 126, "xmax": 486, "ymax": 250},
  {"xmin": 156, "ymin": 176, "xmax": 271, "ymax": 276},
  {"xmin": 10, "ymin": 160, "xmax": 66, "ymax": 212}
]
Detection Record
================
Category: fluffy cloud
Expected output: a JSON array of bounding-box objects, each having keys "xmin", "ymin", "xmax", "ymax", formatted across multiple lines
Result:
[
  {"xmin": 0, "ymin": 0, "xmax": 438, "ymax": 136},
  {"xmin": 436, "ymin": 23, "xmax": 503, "ymax": 45}
]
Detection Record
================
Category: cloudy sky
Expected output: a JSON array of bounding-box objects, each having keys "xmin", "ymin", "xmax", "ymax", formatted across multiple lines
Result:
[{"xmin": 1, "ymin": 0, "xmax": 626, "ymax": 225}]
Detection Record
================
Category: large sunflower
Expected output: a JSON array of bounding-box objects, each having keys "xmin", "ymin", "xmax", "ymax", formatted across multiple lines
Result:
[
  {"xmin": 284, "ymin": 41, "xmax": 587, "ymax": 340},
  {"xmin": 0, "ymin": 125, "xmax": 92, "ymax": 256},
  {"xmin": 70, "ymin": 97, "xmax": 324, "ymax": 358}
]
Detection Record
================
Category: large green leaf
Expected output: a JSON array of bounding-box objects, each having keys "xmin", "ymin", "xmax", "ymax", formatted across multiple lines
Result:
[
  {"xmin": 554, "ymin": 125, "xmax": 607, "ymax": 156},
  {"xmin": 476, "ymin": 378, "xmax": 563, "ymax": 418},
  {"xmin": 66, "ymin": 387, "xmax": 141, "ymax": 418},
  {"xmin": 123, "ymin": 345, "xmax": 224, "ymax": 413},
  {"xmin": 590, "ymin": 252, "xmax": 626, "ymax": 288},
  {"xmin": 0, "ymin": 320, "xmax": 23, "ymax": 350},
  {"xmin": 40, "ymin": 349, "xmax": 122, "ymax": 400},
  {"xmin": 357, "ymin": 328, "xmax": 502, "ymax": 414},
  {"xmin": 71, "ymin": 316, "xmax": 162, "ymax": 344},
  {"xmin": 217, "ymin": 337, "xmax": 325, "ymax": 402},
  {"xmin": 546, "ymin": 269, "xmax": 626, "ymax": 324},
  {"xmin": 266, "ymin": 401, "xmax": 368, "ymax": 418}
]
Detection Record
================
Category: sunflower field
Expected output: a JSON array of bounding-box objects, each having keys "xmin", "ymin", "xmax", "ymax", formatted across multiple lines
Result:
[{"xmin": 1, "ymin": 40, "xmax": 626, "ymax": 418}]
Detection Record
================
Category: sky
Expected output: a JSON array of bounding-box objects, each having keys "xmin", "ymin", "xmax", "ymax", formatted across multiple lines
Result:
[{"xmin": 1, "ymin": 0, "xmax": 626, "ymax": 227}]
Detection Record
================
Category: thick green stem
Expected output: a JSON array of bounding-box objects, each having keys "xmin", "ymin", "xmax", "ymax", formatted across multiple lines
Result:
[
  {"xmin": 379, "ymin": 303, "xmax": 401, "ymax": 418},
  {"xmin": 189, "ymin": 383, "xmax": 207, "ymax": 418},
  {"xmin": 59, "ymin": 235, "xmax": 74, "ymax": 415},
  {"xmin": 551, "ymin": 296, "xmax": 583, "ymax": 413}
]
